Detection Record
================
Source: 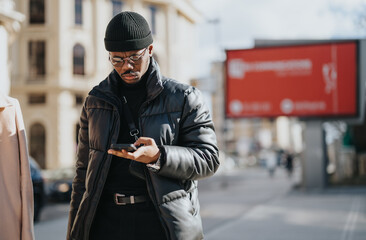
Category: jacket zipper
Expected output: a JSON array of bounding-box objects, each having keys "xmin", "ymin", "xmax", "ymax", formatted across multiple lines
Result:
[{"xmin": 138, "ymin": 100, "xmax": 170, "ymax": 239}]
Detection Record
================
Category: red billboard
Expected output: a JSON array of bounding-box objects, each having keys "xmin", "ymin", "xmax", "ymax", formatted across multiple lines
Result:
[{"xmin": 225, "ymin": 41, "xmax": 358, "ymax": 118}]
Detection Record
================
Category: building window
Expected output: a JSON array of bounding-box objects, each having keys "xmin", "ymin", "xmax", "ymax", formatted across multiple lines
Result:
[
  {"xmin": 111, "ymin": 0, "xmax": 123, "ymax": 17},
  {"xmin": 75, "ymin": 0, "xmax": 83, "ymax": 25},
  {"xmin": 29, "ymin": 0, "xmax": 45, "ymax": 24},
  {"xmin": 28, "ymin": 41, "xmax": 46, "ymax": 79},
  {"xmin": 30, "ymin": 123, "xmax": 46, "ymax": 169},
  {"xmin": 75, "ymin": 94, "xmax": 84, "ymax": 105},
  {"xmin": 149, "ymin": 5, "xmax": 157, "ymax": 35},
  {"xmin": 28, "ymin": 93, "xmax": 46, "ymax": 104},
  {"xmin": 73, "ymin": 44, "xmax": 85, "ymax": 75}
]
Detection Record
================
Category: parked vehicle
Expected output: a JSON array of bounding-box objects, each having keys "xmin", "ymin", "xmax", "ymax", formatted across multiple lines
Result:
[
  {"xmin": 48, "ymin": 179, "xmax": 73, "ymax": 202},
  {"xmin": 45, "ymin": 167, "xmax": 74, "ymax": 202},
  {"xmin": 29, "ymin": 157, "xmax": 46, "ymax": 222}
]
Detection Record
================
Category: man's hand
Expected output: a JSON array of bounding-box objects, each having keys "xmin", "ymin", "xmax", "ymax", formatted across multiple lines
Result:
[{"xmin": 108, "ymin": 137, "xmax": 160, "ymax": 164}]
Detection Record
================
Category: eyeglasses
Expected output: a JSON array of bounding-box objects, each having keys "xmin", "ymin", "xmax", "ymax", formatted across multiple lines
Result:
[{"xmin": 109, "ymin": 48, "xmax": 148, "ymax": 67}]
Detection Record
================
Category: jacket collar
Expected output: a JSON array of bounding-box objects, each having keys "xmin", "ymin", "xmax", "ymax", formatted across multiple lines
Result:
[
  {"xmin": 89, "ymin": 57, "xmax": 164, "ymax": 107},
  {"xmin": 145, "ymin": 57, "xmax": 164, "ymax": 101},
  {"xmin": 0, "ymin": 93, "xmax": 13, "ymax": 108}
]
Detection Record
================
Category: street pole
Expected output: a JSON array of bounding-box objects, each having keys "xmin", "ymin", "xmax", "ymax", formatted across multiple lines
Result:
[{"xmin": 302, "ymin": 121, "xmax": 326, "ymax": 189}]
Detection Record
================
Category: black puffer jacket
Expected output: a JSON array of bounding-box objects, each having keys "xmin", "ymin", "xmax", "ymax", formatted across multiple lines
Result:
[{"xmin": 67, "ymin": 58, "xmax": 220, "ymax": 240}]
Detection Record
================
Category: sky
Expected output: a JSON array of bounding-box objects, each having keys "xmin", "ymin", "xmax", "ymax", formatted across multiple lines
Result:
[{"xmin": 192, "ymin": 0, "xmax": 366, "ymax": 78}]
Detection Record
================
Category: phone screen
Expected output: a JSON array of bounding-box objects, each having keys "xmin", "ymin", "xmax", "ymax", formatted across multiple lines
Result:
[{"xmin": 110, "ymin": 143, "xmax": 137, "ymax": 152}]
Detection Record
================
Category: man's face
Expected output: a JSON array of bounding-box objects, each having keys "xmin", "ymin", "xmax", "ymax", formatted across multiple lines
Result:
[{"xmin": 109, "ymin": 45, "xmax": 153, "ymax": 84}]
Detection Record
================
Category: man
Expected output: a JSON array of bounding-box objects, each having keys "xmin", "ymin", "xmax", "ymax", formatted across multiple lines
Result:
[{"xmin": 67, "ymin": 11, "xmax": 219, "ymax": 240}]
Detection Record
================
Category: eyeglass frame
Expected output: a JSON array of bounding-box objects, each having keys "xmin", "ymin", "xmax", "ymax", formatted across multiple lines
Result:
[{"xmin": 109, "ymin": 48, "xmax": 148, "ymax": 67}]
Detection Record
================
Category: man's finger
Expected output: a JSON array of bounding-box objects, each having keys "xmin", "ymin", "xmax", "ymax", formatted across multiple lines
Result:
[
  {"xmin": 135, "ymin": 137, "xmax": 154, "ymax": 146},
  {"xmin": 108, "ymin": 149, "xmax": 127, "ymax": 156}
]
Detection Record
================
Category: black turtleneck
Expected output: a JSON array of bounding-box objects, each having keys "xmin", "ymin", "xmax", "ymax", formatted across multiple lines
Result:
[{"xmin": 103, "ymin": 66, "xmax": 150, "ymax": 194}]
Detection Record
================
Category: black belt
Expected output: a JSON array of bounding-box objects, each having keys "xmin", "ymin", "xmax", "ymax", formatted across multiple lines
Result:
[{"xmin": 113, "ymin": 193, "xmax": 148, "ymax": 205}]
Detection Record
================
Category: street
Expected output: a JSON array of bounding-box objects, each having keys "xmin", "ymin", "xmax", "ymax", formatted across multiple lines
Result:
[
  {"xmin": 34, "ymin": 166, "xmax": 366, "ymax": 240},
  {"xmin": 198, "ymin": 164, "xmax": 299, "ymax": 233}
]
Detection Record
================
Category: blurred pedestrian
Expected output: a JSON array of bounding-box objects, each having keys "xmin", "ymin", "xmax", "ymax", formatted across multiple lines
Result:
[
  {"xmin": 276, "ymin": 148, "xmax": 284, "ymax": 166},
  {"xmin": 265, "ymin": 149, "xmax": 277, "ymax": 177},
  {"xmin": 285, "ymin": 152, "xmax": 294, "ymax": 177},
  {"xmin": 67, "ymin": 11, "xmax": 219, "ymax": 240},
  {"xmin": 0, "ymin": 93, "xmax": 34, "ymax": 240}
]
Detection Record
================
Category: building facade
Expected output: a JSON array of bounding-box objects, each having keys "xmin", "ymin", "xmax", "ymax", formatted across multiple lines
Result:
[
  {"xmin": 0, "ymin": 0, "xmax": 24, "ymax": 95},
  {"xmin": 11, "ymin": 0, "xmax": 201, "ymax": 169}
]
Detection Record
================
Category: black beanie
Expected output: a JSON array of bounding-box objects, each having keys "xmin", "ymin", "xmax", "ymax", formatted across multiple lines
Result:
[{"xmin": 104, "ymin": 11, "xmax": 153, "ymax": 52}]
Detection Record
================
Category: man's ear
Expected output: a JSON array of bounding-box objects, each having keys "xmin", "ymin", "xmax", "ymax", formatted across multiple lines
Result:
[{"xmin": 148, "ymin": 45, "xmax": 154, "ymax": 56}]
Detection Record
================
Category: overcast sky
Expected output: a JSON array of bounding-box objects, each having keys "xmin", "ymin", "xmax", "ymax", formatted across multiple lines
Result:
[{"xmin": 192, "ymin": 0, "xmax": 366, "ymax": 78}]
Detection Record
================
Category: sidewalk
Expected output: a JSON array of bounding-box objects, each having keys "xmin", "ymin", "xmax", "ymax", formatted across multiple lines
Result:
[
  {"xmin": 34, "ymin": 217, "xmax": 67, "ymax": 240},
  {"xmin": 204, "ymin": 181, "xmax": 366, "ymax": 240},
  {"xmin": 34, "ymin": 165, "xmax": 366, "ymax": 240}
]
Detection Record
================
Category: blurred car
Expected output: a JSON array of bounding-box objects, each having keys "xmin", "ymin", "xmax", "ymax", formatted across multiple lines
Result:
[
  {"xmin": 44, "ymin": 167, "xmax": 75, "ymax": 202},
  {"xmin": 29, "ymin": 157, "xmax": 46, "ymax": 222}
]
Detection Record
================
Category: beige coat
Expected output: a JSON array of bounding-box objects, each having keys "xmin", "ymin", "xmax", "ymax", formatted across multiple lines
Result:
[{"xmin": 0, "ymin": 93, "xmax": 35, "ymax": 240}]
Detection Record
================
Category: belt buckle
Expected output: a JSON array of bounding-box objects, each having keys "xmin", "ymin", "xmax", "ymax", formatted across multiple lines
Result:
[
  {"xmin": 114, "ymin": 193, "xmax": 136, "ymax": 205},
  {"xmin": 114, "ymin": 193, "xmax": 126, "ymax": 205}
]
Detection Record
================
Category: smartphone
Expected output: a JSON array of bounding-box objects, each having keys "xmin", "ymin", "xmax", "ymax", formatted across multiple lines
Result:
[{"xmin": 110, "ymin": 143, "xmax": 137, "ymax": 152}]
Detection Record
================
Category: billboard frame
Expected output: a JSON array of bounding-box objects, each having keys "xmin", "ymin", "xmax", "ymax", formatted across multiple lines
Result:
[{"xmin": 224, "ymin": 39, "xmax": 365, "ymax": 124}]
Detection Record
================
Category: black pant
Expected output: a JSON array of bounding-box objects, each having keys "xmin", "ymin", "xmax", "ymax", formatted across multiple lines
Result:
[{"xmin": 90, "ymin": 197, "xmax": 167, "ymax": 240}]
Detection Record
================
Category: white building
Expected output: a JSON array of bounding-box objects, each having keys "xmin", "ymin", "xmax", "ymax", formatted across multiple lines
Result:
[
  {"xmin": 11, "ymin": 0, "xmax": 201, "ymax": 169},
  {"xmin": 0, "ymin": 0, "xmax": 24, "ymax": 95}
]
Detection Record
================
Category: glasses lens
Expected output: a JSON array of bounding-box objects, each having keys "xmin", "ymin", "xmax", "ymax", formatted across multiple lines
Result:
[
  {"xmin": 129, "ymin": 55, "xmax": 140, "ymax": 61},
  {"xmin": 129, "ymin": 49, "xmax": 146, "ymax": 61},
  {"xmin": 110, "ymin": 57, "xmax": 123, "ymax": 66}
]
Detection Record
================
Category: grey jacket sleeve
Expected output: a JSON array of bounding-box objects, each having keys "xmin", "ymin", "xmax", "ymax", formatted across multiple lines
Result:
[{"xmin": 157, "ymin": 87, "xmax": 220, "ymax": 180}]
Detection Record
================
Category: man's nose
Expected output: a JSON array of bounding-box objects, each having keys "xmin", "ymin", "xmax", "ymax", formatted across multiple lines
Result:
[{"xmin": 121, "ymin": 60, "xmax": 134, "ymax": 70}]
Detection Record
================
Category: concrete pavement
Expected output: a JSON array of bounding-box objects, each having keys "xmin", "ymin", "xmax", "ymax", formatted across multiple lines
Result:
[
  {"xmin": 203, "ymin": 169, "xmax": 366, "ymax": 240},
  {"xmin": 34, "ymin": 166, "xmax": 366, "ymax": 240},
  {"xmin": 34, "ymin": 217, "xmax": 68, "ymax": 240}
]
